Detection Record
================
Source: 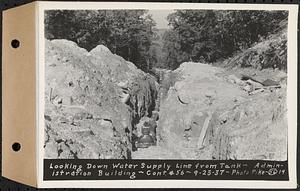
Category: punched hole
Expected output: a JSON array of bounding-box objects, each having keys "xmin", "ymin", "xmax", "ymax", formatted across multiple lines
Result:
[
  {"xmin": 12, "ymin": 142, "xmax": 21, "ymax": 152},
  {"xmin": 11, "ymin": 39, "xmax": 20, "ymax": 48}
]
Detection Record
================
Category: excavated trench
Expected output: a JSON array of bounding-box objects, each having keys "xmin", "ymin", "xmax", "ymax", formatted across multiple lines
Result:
[
  {"xmin": 131, "ymin": 68, "xmax": 179, "ymax": 159},
  {"xmin": 132, "ymin": 63, "xmax": 288, "ymax": 161},
  {"xmin": 44, "ymin": 40, "xmax": 164, "ymax": 160},
  {"xmin": 44, "ymin": 39, "xmax": 287, "ymax": 161}
]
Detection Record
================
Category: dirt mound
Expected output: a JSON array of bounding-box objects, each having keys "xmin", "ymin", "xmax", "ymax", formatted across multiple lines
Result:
[
  {"xmin": 157, "ymin": 62, "xmax": 287, "ymax": 160},
  {"xmin": 44, "ymin": 39, "xmax": 158, "ymax": 159}
]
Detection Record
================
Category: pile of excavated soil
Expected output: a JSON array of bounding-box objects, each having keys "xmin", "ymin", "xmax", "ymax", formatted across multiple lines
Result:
[
  {"xmin": 157, "ymin": 62, "xmax": 287, "ymax": 160},
  {"xmin": 44, "ymin": 39, "xmax": 158, "ymax": 159}
]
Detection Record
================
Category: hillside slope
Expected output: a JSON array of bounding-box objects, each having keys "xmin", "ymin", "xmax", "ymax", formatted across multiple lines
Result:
[{"xmin": 222, "ymin": 25, "xmax": 287, "ymax": 72}]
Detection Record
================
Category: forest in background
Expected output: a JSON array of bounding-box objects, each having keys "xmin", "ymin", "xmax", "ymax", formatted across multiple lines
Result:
[
  {"xmin": 45, "ymin": 10, "xmax": 288, "ymax": 72},
  {"xmin": 162, "ymin": 10, "xmax": 288, "ymax": 70},
  {"xmin": 45, "ymin": 10, "xmax": 158, "ymax": 72}
]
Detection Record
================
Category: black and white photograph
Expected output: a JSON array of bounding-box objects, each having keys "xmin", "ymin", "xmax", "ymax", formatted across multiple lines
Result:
[
  {"xmin": 44, "ymin": 8, "xmax": 289, "ymax": 160},
  {"xmin": 40, "ymin": 2, "xmax": 297, "ymax": 187}
]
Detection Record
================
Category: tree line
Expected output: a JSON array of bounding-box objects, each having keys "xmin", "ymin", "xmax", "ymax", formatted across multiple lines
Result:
[
  {"xmin": 45, "ymin": 10, "xmax": 288, "ymax": 72},
  {"xmin": 45, "ymin": 10, "xmax": 157, "ymax": 72},
  {"xmin": 161, "ymin": 10, "xmax": 288, "ymax": 70}
]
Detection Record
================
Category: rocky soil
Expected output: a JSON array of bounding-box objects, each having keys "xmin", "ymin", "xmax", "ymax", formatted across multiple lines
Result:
[
  {"xmin": 44, "ymin": 39, "xmax": 158, "ymax": 159},
  {"xmin": 132, "ymin": 29, "xmax": 288, "ymax": 161},
  {"xmin": 44, "ymin": 38, "xmax": 287, "ymax": 161},
  {"xmin": 153, "ymin": 63, "xmax": 287, "ymax": 160}
]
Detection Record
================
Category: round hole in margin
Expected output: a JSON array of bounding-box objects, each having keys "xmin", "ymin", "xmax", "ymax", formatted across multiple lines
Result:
[
  {"xmin": 11, "ymin": 39, "xmax": 20, "ymax": 48},
  {"xmin": 12, "ymin": 142, "xmax": 21, "ymax": 152}
]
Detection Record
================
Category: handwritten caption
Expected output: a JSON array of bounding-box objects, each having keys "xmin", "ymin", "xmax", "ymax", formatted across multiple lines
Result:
[{"xmin": 44, "ymin": 159, "xmax": 288, "ymax": 180}]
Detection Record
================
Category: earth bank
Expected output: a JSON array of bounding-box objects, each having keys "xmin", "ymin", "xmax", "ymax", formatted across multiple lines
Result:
[
  {"xmin": 44, "ymin": 39, "xmax": 158, "ymax": 159},
  {"xmin": 155, "ymin": 62, "xmax": 287, "ymax": 160}
]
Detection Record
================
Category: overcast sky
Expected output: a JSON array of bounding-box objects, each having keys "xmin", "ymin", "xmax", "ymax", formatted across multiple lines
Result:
[{"xmin": 148, "ymin": 10, "xmax": 174, "ymax": 29}]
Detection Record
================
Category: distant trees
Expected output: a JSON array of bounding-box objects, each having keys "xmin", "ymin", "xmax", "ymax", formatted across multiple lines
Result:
[
  {"xmin": 162, "ymin": 10, "xmax": 288, "ymax": 69},
  {"xmin": 45, "ymin": 10, "xmax": 157, "ymax": 72},
  {"xmin": 45, "ymin": 10, "xmax": 289, "ymax": 72}
]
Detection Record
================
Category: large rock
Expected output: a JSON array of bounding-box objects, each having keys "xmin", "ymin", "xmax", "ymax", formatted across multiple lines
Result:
[{"xmin": 44, "ymin": 39, "xmax": 158, "ymax": 159}]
